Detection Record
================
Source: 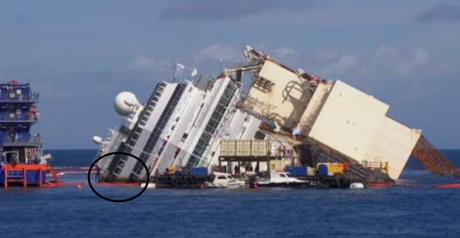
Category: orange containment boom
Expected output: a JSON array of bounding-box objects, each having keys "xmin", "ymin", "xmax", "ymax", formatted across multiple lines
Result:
[{"xmin": 412, "ymin": 136, "xmax": 460, "ymax": 177}]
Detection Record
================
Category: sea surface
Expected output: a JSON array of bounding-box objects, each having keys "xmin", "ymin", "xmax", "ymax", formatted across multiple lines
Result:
[{"xmin": 1, "ymin": 149, "xmax": 460, "ymax": 238}]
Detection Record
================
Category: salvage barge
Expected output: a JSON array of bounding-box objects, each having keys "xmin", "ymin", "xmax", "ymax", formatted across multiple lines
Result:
[{"xmin": 92, "ymin": 46, "xmax": 459, "ymax": 188}]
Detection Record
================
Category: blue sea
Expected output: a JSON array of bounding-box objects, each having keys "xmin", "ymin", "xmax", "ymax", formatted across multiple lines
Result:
[{"xmin": 1, "ymin": 149, "xmax": 460, "ymax": 238}]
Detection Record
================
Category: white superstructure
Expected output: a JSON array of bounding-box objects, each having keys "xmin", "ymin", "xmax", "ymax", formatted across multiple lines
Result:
[{"xmin": 94, "ymin": 76, "xmax": 261, "ymax": 182}]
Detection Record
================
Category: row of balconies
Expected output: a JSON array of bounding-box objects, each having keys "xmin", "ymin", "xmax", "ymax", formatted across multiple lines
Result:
[{"xmin": 0, "ymin": 134, "xmax": 42, "ymax": 146}]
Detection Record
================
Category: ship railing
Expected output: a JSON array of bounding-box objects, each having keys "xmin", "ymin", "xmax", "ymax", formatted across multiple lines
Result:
[
  {"xmin": 0, "ymin": 92, "xmax": 39, "ymax": 102},
  {"xmin": 0, "ymin": 114, "xmax": 39, "ymax": 122},
  {"xmin": 361, "ymin": 161, "xmax": 389, "ymax": 174},
  {"xmin": 1, "ymin": 136, "xmax": 42, "ymax": 145}
]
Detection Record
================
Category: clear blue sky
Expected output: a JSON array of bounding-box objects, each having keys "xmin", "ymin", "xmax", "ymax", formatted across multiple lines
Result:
[{"xmin": 0, "ymin": 0, "xmax": 459, "ymax": 149}]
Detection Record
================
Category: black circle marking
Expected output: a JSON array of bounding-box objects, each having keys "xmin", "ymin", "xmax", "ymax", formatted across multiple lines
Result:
[{"xmin": 87, "ymin": 152, "xmax": 150, "ymax": 203}]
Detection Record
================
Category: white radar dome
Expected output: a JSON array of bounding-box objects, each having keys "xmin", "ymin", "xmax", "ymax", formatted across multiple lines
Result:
[{"xmin": 114, "ymin": 91, "xmax": 140, "ymax": 116}]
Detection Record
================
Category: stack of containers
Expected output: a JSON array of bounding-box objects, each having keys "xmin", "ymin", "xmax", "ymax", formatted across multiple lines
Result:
[
  {"xmin": 251, "ymin": 140, "xmax": 270, "ymax": 156},
  {"xmin": 220, "ymin": 140, "xmax": 236, "ymax": 156},
  {"xmin": 220, "ymin": 140, "xmax": 294, "ymax": 157},
  {"xmin": 236, "ymin": 140, "xmax": 251, "ymax": 156},
  {"xmin": 316, "ymin": 163, "xmax": 348, "ymax": 176},
  {"xmin": 191, "ymin": 167, "xmax": 208, "ymax": 177},
  {"xmin": 287, "ymin": 166, "xmax": 307, "ymax": 177}
]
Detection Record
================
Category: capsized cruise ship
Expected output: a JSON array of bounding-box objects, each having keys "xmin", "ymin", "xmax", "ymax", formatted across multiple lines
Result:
[{"xmin": 93, "ymin": 46, "xmax": 459, "ymax": 183}]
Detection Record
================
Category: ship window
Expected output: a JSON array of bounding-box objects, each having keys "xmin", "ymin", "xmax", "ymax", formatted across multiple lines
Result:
[
  {"xmin": 217, "ymin": 176, "xmax": 226, "ymax": 180},
  {"xmin": 133, "ymin": 165, "xmax": 143, "ymax": 174},
  {"xmin": 158, "ymin": 143, "xmax": 166, "ymax": 155},
  {"xmin": 181, "ymin": 133, "xmax": 188, "ymax": 142},
  {"xmin": 194, "ymin": 144, "xmax": 207, "ymax": 155},
  {"xmin": 212, "ymin": 110, "xmax": 223, "ymax": 118},
  {"xmin": 254, "ymin": 131, "xmax": 266, "ymax": 140},
  {"xmin": 207, "ymin": 119, "xmax": 219, "ymax": 129},
  {"xmin": 215, "ymin": 105, "xmax": 226, "ymax": 114},
  {"xmin": 188, "ymin": 156, "xmax": 200, "ymax": 166},
  {"xmin": 114, "ymin": 167, "xmax": 122, "ymax": 175},
  {"xmin": 174, "ymin": 148, "xmax": 181, "ymax": 158},
  {"xmin": 200, "ymin": 133, "xmax": 212, "ymax": 142},
  {"xmin": 129, "ymin": 173, "xmax": 139, "ymax": 181},
  {"xmin": 128, "ymin": 140, "xmax": 135, "ymax": 147}
]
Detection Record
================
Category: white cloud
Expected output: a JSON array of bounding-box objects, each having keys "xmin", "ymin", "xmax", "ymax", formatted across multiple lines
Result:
[
  {"xmin": 416, "ymin": 2, "xmax": 460, "ymax": 22},
  {"xmin": 413, "ymin": 48, "xmax": 429, "ymax": 65},
  {"xmin": 274, "ymin": 47, "xmax": 297, "ymax": 59},
  {"xmin": 313, "ymin": 49, "xmax": 341, "ymax": 63},
  {"xmin": 375, "ymin": 45, "xmax": 399, "ymax": 58},
  {"xmin": 160, "ymin": 0, "xmax": 312, "ymax": 21},
  {"xmin": 373, "ymin": 46, "xmax": 430, "ymax": 76},
  {"xmin": 319, "ymin": 53, "xmax": 360, "ymax": 76},
  {"xmin": 196, "ymin": 44, "xmax": 242, "ymax": 63},
  {"xmin": 129, "ymin": 56, "xmax": 170, "ymax": 70}
]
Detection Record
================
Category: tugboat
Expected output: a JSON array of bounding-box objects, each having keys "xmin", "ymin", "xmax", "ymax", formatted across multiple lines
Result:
[{"xmin": 0, "ymin": 81, "xmax": 54, "ymax": 188}]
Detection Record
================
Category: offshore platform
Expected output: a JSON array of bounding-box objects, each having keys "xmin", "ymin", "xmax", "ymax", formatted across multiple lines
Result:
[{"xmin": 0, "ymin": 81, "xmax": 53, "ymax": 188}]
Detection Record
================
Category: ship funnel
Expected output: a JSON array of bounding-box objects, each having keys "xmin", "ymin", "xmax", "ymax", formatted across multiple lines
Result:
[{"xmin": 114, "ymin": 92, "xmax": 140, "ymax": 116}]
